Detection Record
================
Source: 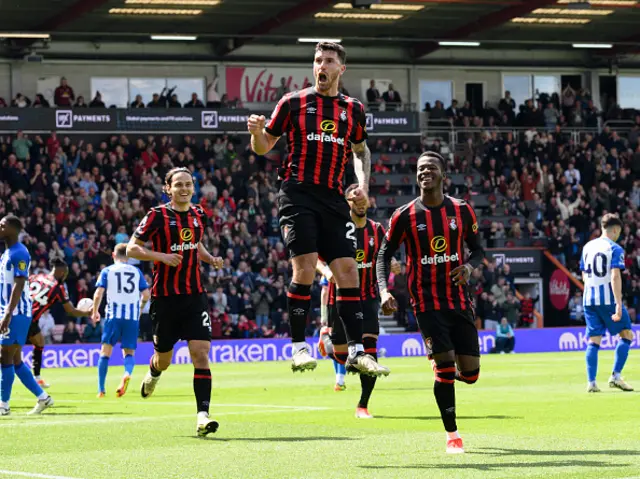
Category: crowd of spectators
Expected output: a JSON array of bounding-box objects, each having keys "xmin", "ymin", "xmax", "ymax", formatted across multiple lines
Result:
[{"xmin": 1, "ymin": 85, "xmax": 639, "ymax": 342}]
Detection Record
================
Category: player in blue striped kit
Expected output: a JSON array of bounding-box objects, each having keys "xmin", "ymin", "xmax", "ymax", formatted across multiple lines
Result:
[
  {"xmin": 580, "ymin": 214, "xmax": 633, "ymax": 393},
  {"xmin": 0, "ymin": 215, "xmax": 53, "ymax": 416},
  {"xmin": 92, "ymin": 244, "xmax": 150, "ymax": 398}
]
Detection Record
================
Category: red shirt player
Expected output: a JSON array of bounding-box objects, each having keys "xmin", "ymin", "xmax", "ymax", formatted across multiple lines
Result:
[
  {"xmin": 128, "ymin": 167, "xmax": 223, "ymax": 437},
  {"xmin": 377, "ymin": 152, "xmax": 485, "ymax": 454},
  {"xmin": 28, "ymin": 259, "xmax": 91, "ymax": 388},
  {"xmin": 316, "ymin": 184, "xmax": 400, "ymax": 418},
  {"xmin": 248, "ymin": 41, "xmax": 388, "ymax": 378}
]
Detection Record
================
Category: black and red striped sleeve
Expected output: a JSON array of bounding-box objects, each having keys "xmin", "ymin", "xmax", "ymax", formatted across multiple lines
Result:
[
  {"xmin": 265, "ymin": 94, "xmax": 291, "ymax": 138},
  {"xmin": 58, "ymin": 283, "xmax": 70, "ymax": 304},
  {"xmin": 349, "ymin": 101, "xmax": 368, "ymax": 145},
  {"xmin": 133, "ymin": 208, "xmax": 161, "ymax": 243},
  {"xmin": 376, "ymin": 207, "xmax": 407, "ymax": 293},
  {"xmin": 461, "ymin": 202, "xmax": 484, "ymax": 269}
]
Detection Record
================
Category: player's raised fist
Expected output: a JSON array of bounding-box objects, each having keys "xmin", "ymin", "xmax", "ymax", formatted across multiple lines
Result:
[
  {"xmin": 348, "ymin": 186, "xmax": 368, "ymax": 209},
  {"xmin": 211, "ymin": 256, "xmax": 224, "ymax": 269},
  {"xmin": 451, "ymin": 264, "xmax": 473, "ymax": 286},
  {"xmin": 247, "ymin": 115, "xmax": 266, "ymax": 134},
  {"xmin": 161, "ymin": 253, "xmax": 183, "ymax": 267}
]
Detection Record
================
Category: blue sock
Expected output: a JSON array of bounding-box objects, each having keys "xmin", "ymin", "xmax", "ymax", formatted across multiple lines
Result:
[
  {"xmin": 15, "ymin": 362, "xmax": 44, "ymax": 398},
  {"xmin": 613, "ymin": 338, "xmax": 631, "ymax": 376},
  {"xmin": 0, "ymin": 365, "xmax": 15, "ymax": 403},
  {"xmin": 337, "ymin": 363, "xmax": 346, "ymax": 375},
  {"xmin": 332, "ymin": 360, "xmax": 339, "ymax": 374},
  {"xmin": 123, "ymin": 354, "xmax": 135, "ymax": 377},
  {"xmin": 586, "ymin": 342, "xmax": 599, "ymax": 382},
  {"xmin": 98, "ymin": 356, "xmax": 109, "ymax": 393}
]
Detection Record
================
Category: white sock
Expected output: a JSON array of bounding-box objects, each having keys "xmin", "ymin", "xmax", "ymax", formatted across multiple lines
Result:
[
  {"xmin": 589, "ymin": 380, "xmax": 597, "ymax": 387},
  {"xmin": 35, "ymin": 375, "xmax": 41, "ymax": 380},
  {"xmin": 37, "ymin": 392, "xmax": 48, "ymax": 401},
  {"xmin": 293, "ymin": 342, "xmax": 307, "ymax": 353},
  {"xmin": 197, "ymin": 411, "xmax": 209, "ymax": 421},
  {"xmin": 446, "ymin": 431, "xmax": 461, "ymax": 440},
  {"xmin": 348, "ymin": 343, "xmax": 364, "ymax": 358},
  {"xmin": 0, "ymin": 401, "xmax": 8, "ymax": 408},
  {"xmin": 336, "ymin": 373, "xmax": 345, "ymax": 386},
  {"xmin": 613, "ymin": 372, "xmax": 621, "ymax": 380}
]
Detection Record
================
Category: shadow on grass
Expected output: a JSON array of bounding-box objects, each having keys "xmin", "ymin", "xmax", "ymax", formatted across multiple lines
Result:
[
  {"xmin": 361, "ymin": 460, "xmax": 628, "ymax": 471},
  {"xmin": 375, "ymin": 415, "xmax": 523, "ymax": 421},
  {"xmin": 180, "ymin": 436, "xmax": 354, "ymax": 442},
  {"xmin": 473, "ymin": 447, "xmax": 640, "ymax": 457}
]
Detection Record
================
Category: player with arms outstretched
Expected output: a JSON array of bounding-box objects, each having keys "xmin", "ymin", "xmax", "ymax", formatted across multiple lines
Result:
[
  {"xmin": 28, "ymin": 258, "xmax": 91, "ymax": 388},
  {"xmin": 377, "ymin": 152, "xmax": 485, "ymax": 454},
  {"xmin": 581, "ymin": 213, "xmax": 633, "ymax": 393},
  {"xmin": 92, "ymin": 244, "xmax": 150, "ymax": 398},
  {"xmin": 317, "ymin": 184, "xmax": 398, "ymax": 417},
  {"xmin": 0, "ymin": 215, "xmax": 53, "ymax": 416},
  {"xmin": 127, "ymin": 167, "xmax": 224, "ymax": 436},
  {"xmin": 248, "ymin": 42, "xmax": 388, "ymax": 377}
]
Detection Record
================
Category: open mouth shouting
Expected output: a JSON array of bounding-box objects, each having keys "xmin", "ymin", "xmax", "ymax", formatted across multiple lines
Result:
[{"xmin": 317, "ymin": 72, "xmax": 329, "ymax": 88}]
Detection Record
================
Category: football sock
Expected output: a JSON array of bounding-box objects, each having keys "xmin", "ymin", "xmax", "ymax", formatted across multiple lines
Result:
[
  {"xmin": 358, "ymin": 337, "xmax": 378, "ymax": 408},
  {"xmin": 287, "ymin": 283, "xmax": 311, "ymax": 343},
  {"xmin": 434, "ymin": 361, "xmax": 457, "ymax": 433},
  {"xmin": 123, "ymin": 354, "xmax": 135, "ymax": 377},
  {"xmin": 14, "ymin": 362, "xmax": 45, "ymax": 398},
  {"xmin": 33, "ymin": 346, "xmax": 44, "ymax": 377},
  {"xmin": 0, "ymin": 365, "xmax": 15, "ymax": 403},
  {"xmin": 613, "ymin": 338, "xmax": 631, "ymax": 376},
  {"xmin": 193, "ymin": 368, "xmax": 212, "ymax": 414},
  {"xmin": 149, "ymin": 357, "xmax": 162, "ymax": 378},
  {"xmin": 586, "ymin": 342, "xmax": 599, "ymax": 383},
  {"xmin": 98, "ymin": 356, "xmax": 109, "ymax": 392},
  {"xmin": 336, "ymin": 289, "xmax": 363, "ymax": 349}
]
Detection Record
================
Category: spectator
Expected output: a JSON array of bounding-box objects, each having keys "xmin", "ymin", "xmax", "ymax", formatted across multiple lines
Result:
[
  {"xmin": 32, "ymin": 94, "xmax": 50, "ymax": 108},
  {"xmin": 147, "ymin": 93, "xmax": 164, "ymax": 108},
  {"xmin": 89, "ymin": 92, "xmax": 106, "ymax": 108},
  {"xmin": 130, "ymin": 95, "xmax": 145, "ymax": 108},
  {"xmin": 184, "ymin": 93, "xmax": 205, "ymax": 108},
  {"xmin": 74, "ymin": 96, "xmax": 88, "ymax": 108},
  {"xmin": 568, "ymin": 291, "xmax": 584, "ymax": 323},
  {"xmin": 54, "ymin": 77, "xmax": 75, "ymax": 107},
  {"xmin": 520, "ymin": 292, "xmax": 536, "ymax": 327},
  {"xmin": 12, "ymin": 131, "xmax": 32, "ymax": 161},
  {"xmin": 493, "ymin": 318, "xmax": 516, "ymax": 354},
  {"xmin": 62, "ymin": 320, "xmax": 81, "ymax": 343},
  {"xmin": 366, "ymin": 79, "xmax": 382, "ymax": 111},
  {"xmin": 83, "ymin": 315, "xmax": 102, "ymax": 343},
  {"xmin": 168, "ymin": 94, "xmax": 181, "ymax": 108},
  {"xmin": 12, "ymin": 93, "xmax": 31, "ymax": 108},
  {"xmin": 276, "ymin": 77, "xmax": 289, "ymax": 99},
  {"xmin": 251, "ymin": 283, "xmax": 273, "ymax": 328},
  {"xmin": 382, "ymin": 84, "xmax": 401, "ymax": 111},
  {"xmin": 502, "ymin": 292, "xmax": 521, "ymax": 329}
]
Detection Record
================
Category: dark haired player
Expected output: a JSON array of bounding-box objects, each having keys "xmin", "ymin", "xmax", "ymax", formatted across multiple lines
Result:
[
  {"xmin": 0, "ymin": 215, "xmax": 53, "ymax": 416},
  {"xmin": 580, "ymin": 213, "xmax": 633, "ymax": 393},
  {"xmin": 317, "ymin": 184, "xmax": 398, "ymax": 418},
  {"xmin": 127, "ymin": 167, "xmax": 224, "ymax": 437},
  {"xmin": 248, "ymin": 42, "xmax": 388, "ymax": 377},
  {"xmin": 377, "ymin": 152, "xmax": 484, "ymax": 454},
  {"xmin": 28, "ymin": 258, "xmax": 91, "ymax": 388}
]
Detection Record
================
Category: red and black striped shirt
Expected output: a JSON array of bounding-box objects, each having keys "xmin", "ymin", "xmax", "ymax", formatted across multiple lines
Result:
[
  {"xmin": 265, "ymin": 87, "xmax": 367, "ymax": 194},
  {"xmin": 379, "ymin": 196, "xmax": 483, "ymax": 313},
  {"xmin": 133, "ymin": 203, "xmax": 208, "ymax": 297},
  {"xmin": 327, "ymin": 219, "xmax": 385, "ymax": 306},
  {"xmin": 29, "ymin": 273, "xmax": 70, "ymax": 323}
]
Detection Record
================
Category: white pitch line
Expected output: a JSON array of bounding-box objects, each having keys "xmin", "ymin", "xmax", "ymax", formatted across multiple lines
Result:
[
  {"xmin": 0, "ymin": 470, "xmax": 84, "ymax": 479},
  {"xmin": 0, "ymin": 407, "xmax": 320, "ymax": 428},
  {"xmin": 60, "ymin": 399, "xmax": 329, "ymax": 410}
]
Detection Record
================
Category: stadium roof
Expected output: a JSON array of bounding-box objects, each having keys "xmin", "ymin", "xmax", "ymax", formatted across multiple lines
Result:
[{"xmin": 2, "ymin": 0, "xmax": 640, "ymax": 60}]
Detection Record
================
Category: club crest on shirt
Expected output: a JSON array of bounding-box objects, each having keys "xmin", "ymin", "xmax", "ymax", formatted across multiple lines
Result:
[
  {"xmin": 369, "ymin": 237, "xmax": 375, "ymax": 247},
  {"xmin": 448, "ymin": 217, "xmax": 458, "ymax": 231},
  {"xmin": 18, "ymin": 260, "xmax": 27, "ymax": 271},
  {"xmin": 340, "ymin": 109, "xmax": 347, "ymax": 122},
  {"xmin": 193, "ymin": 217, "xmax": 199, "ymax": 228}
]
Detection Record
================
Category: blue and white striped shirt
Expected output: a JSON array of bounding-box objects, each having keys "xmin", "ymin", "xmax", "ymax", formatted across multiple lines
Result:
[
  {"xmin": 96, "ymin": 263, "xmax": 149, "ymax": 321},
  {"xmin": 0, "ymin": 242, "xmax": 32, "ymax": 317},
  {"xmin": 580, "ymin": 237, "xmax": 625, "ymax": 307}
]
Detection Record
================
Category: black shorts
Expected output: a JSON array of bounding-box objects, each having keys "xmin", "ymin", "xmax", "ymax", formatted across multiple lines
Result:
[
  {"xmin": 150, "ymin": 293, "xmax": 211, "ymax": 353},
  {"xmin": 277, "ymin": 182, "xmax": 355, "ymax": 264},
  {"xmin": 329, "ymin": 298, "xmax": 380, "ymax": 344},
  {"xmin": 416, "ymin": 310, "xmax": 479, "ymax": 357},
  {"xmin": 27, "ymin": 321, "xmax": 41, "ymax": 339}
]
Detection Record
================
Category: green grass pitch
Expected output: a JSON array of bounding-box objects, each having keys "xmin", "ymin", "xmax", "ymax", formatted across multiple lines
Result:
[{"xmin": 1, "ymin": 352, "xmax": 639, "ymax": 479}]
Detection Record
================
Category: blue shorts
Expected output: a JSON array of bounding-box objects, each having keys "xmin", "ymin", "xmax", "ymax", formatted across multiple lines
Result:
[
  {"xmin": 101, "ymin": 318, "xmax": 139, "ymax": 350},
  {"xmin": 584, "ymin": 305, "xmax": 632, "ymax": 338},
  {"xmin": 0, "ymin": 314, "xmax": 31, "ymax": 346}
]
